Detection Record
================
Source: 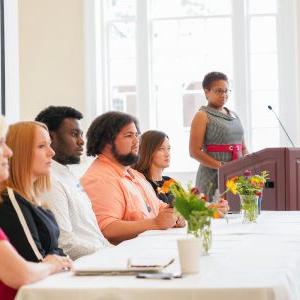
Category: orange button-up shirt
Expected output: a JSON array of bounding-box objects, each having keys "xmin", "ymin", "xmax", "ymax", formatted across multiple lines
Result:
[{"xmin": 81, "ymin": 155, "xmax": 167, "ymax": 231}]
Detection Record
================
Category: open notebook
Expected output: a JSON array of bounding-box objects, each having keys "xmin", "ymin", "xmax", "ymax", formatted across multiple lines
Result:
[{"xmin": 74, "ymin": 257, "xmax": 175, "ymax": 276}]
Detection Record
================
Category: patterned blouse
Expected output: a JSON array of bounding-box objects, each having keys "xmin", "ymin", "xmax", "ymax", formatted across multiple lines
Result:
[{"xmin": 195, "ymin": 106, "xmax": 245, "ymax": 199}]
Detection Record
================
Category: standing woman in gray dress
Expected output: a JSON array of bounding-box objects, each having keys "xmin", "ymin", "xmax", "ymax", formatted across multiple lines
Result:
[{"xmin": 189, "ymin": 72, "xmax": 248, "ymax": 200}]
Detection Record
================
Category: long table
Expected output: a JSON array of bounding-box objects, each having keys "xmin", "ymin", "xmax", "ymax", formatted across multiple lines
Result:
[{"xmin": 16, "ymin": 211, "xmax": 300, "ymax": 300}]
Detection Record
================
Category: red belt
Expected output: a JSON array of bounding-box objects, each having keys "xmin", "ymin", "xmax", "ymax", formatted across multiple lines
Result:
[{"xmin": 206, "ymin": 144, "xmax": 242, "ymax": 160}]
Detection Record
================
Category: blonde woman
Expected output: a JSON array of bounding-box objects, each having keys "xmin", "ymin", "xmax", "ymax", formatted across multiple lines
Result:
[
  {"xmin": 0, "ymin": 121, "xmax": 68, "ymax": 262},
  {"xmin": 0, "ymin": 118, "xmax": 72, "ymax": 300}
]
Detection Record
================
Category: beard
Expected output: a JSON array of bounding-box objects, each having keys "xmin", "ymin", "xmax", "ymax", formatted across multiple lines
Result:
[
  {"xmin": 111, "ymin": 143, "xmax": 139, "ymax": 166},
  {"xmin": 54, "ymin": 135, "xmax": 81, "ymax": 165}
]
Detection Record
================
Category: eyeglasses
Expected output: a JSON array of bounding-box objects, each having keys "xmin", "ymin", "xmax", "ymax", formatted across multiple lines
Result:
[{"xmin": 210, "ymin": 88, "xmax": 232, "ymax": 96}]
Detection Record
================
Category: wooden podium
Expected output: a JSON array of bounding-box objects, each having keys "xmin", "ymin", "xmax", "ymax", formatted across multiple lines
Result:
[{"xmin": 218, "ymin": 148, "xmax": 300, "ymax": 211}]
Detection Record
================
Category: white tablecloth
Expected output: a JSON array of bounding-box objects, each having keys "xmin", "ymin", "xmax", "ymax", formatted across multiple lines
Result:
[{"xmin": 16, "ymin": 211, "xmax": 300, "ymax": 300}]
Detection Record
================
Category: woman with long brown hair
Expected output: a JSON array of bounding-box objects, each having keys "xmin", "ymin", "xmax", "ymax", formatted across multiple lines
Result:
[
  {"xmin": 0, "ymin": 118, "xmax": 72, "ymax": 300},
  {"xmin": 135, "ymin": 130, "xmax": 175, "ymax": 205},
  {"xmin": 0, "ymin": 121, "xmax": 68, "ymax": 262},
  {"xmin": 135, "ymin": 130, "xmax": 229, "ymax": 215}
]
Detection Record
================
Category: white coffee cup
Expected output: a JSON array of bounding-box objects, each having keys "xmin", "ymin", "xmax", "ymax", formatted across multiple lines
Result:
[{"xmin": 177, "ymin": 238, "xmax": 201, "ymax": 274}]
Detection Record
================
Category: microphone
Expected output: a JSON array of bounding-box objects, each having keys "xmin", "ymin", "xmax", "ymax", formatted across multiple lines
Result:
[{"xmin": 267, "ymin": 105, "xmax": 295, "ymax": 147}]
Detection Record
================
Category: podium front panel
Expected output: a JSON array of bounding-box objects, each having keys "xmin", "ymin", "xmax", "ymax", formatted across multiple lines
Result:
[{"xmin": 218, "ymin": 148, "xmax": 287, "ymax": 211}]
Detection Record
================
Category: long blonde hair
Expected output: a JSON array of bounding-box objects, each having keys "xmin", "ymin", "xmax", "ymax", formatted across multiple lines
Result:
[{"xmin": 1, "ymin": 121, "xmax": 51, "ymax": 204}]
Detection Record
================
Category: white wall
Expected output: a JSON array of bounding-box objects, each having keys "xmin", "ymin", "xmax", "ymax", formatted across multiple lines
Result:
[
  {"xmin": 4, "ymin": 0, "xmax": 19, "ymax": 124},
  {"xmin": 18, "ymin": 0, "xmax": 85, "ymax": 122}
]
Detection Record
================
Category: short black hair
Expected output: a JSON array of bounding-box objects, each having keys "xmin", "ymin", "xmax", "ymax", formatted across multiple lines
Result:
[
  {"xmin": 202, "ymin": 72, "xmax": 228, "ymax": 90},
  {"xmin": 35, "ymin": 106, "xmax": 83, "ymax": 132},
  {"xmin": 86, "ymin": 111, "xmax": 140, "ymax": 157}
]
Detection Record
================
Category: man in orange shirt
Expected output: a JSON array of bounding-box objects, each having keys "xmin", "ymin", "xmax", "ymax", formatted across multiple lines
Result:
[{"xmin": 81, "ymin": 111, "xmax": 185, "ymax": 244}]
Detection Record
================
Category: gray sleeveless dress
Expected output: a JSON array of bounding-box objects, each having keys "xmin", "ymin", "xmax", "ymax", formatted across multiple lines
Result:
[{"xmin": 195, "ymin": 106, "xmax": 245, "ymax": 199}]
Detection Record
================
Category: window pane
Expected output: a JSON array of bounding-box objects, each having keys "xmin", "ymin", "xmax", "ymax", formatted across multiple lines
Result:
[
  {"xmin": 111, "ymin": 89, "xmax": 137, "ymax": 115},
  {"xmin": 249, "ymin": 6, "xmax": 280, "ymax": 152},
  {"xmin": 182, "ymin": 93, "xmax": 206, "ymax": 127},
  {"xmin": 248, "ymin": 0, "xmax": 277, "ymax": 15},
  {"xmin": 167, "ymin": 132, "xmax": 199, "ymax": 172},
  {"xmin": 152, "ymin": 18, "xmax": 233, "ymax": 96},
  {"xmin": 250, "ymin": 17, "xmax": 277, "ymax": 53},
  {"xmin": 202, "ymin": 18, "xmax": 233, "ymax": 72},
  {"xmin": 108, "ymin": 21, "xmax": 136, "ymax": 114},
  {"xmin": 152, "ymin": 17, "xmax": 233, "ymax": 171},
  {"xmin": 251, "ymin": 127, "xmax": 280, "ymax": 151},
  {"xmin": 185, "ymin": 81, "xmax": 202, "ymax": 91},
  {"xmin": 151, "ymin": 0, "xmax": 231, "ymax": 18},
  {"xmin": 108, "ymin": 0, "xmax": 136, "ymax": 19},
  {"xmin": 109, "ymin": 22, "xmax": 135, "ymax": 59},
  {"xmin": 110, "ymin": 60, "xmax": 136, "ymax": 114},
  {"xmin": 250, "ymin": 54, "xmax": 278, "ymax": 90},
  {"xmin": 251, "ymin": 91, "xmax": 279, "ymax": 127}
]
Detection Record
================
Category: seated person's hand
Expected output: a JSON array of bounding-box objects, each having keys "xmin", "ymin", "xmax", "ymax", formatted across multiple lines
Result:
[
  {"xmin": 43, "ymin": 254, "xmax": 73, "ymax": 274},
  {"xmin": 154, "ymin": 207, "xmax": 177, "ymax": 229},
  {"xmin": 217, "ymin": 198, "xmax": 229, "ymax": 213},
  {"xmin": 174, "ymin": 215, "xmax": 186, "ymax": 228},
  {"xmin": 209, "ymin": 198, "xmax": 230, "ymax": 218}
]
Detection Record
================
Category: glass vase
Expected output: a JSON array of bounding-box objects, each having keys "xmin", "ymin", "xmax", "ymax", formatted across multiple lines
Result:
[
  {"xmin": 187, "ymin": 216, "xmax": 212, "ymax": 255},
  {"xmin": 239, "ymin": 194, "xmax": 259, "ymax": 223}
]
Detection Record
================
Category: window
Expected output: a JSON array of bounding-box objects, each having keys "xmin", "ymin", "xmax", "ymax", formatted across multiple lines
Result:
[
  {"xmin": 151, "ymin": 1, "xmax": 234, "ymax": 171},
  {"xmin": 96, "ymin": 0, "xmax": 299, "ymax": 172},
  {"xmin": 106, "ymin": 0, "xmax": 137, "ymax": 116},
  {"xmin": 248, "ymin": 1, "xmax": 280, "ymax": 150}
]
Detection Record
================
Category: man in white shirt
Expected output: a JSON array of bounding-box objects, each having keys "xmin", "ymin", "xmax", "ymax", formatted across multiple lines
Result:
[{"xmin": 36, "ymin": 106, "xmax": 109, "ymax": 260}]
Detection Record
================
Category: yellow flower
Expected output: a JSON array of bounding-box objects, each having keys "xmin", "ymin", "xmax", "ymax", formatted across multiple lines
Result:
[
  {"xmin": 250, "ymin": 177, "xmax": 260, "ymax": 184},
  {"xmin": 226, "ymin": 178, "xmax": 238, "ymax": 194}
]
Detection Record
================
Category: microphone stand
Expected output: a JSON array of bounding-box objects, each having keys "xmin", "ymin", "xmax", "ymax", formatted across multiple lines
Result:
[{"xmin": 267, "ymin": 105, "xmax": 295, "ymax": 148}]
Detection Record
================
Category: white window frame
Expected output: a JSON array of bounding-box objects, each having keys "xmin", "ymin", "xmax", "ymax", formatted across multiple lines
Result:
[{"xmin": 88, "ymin": 0, "xmax": 300, "ymax": 154}]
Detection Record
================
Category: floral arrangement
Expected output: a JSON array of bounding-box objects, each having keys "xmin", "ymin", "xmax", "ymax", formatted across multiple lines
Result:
[
  {"xmin": 160, "ymin": 179, "xmax": 229, "ymax": 254},
  {"xmin": 226, "ymin": 170, "xmax": 269, "ymax": 196},
  {"xmin": 225, "ymin": 170, "xmax": 269, "ymax": 223},
  {"xmin": 166, "ymin": 181, "xmax": 214, "ymax": 254},
  {"xmin": 160, "ymin": 179, "xmax": 229, "ymax": 219},
  {"xmin": 168, "ymin": 182, "xmax": 215, "ymax": 229}
]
